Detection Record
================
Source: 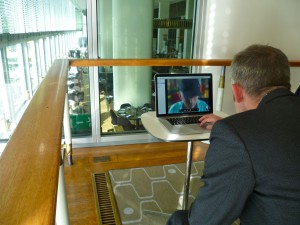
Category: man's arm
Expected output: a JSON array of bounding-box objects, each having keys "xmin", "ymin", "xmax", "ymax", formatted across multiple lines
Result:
[{"xmin": 189, "ymin": 120, "xmax": 255, "ymax": 225}]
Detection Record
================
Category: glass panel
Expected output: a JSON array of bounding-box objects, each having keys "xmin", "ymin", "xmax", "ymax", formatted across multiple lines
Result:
[
  {"xmin": 0, "ymin": 51, "xmax": 9, "ymax": 139},
  {"xmin": 50, "ymin": 36, "xmax": 56, "ymax": 62},
  {"xmin": 6, "ymin": 44, "xmax": 27, "ymax": 114},
  {"xmin": 97, "ymin": 0, "xmax": 196, "ymax": 135},
  {"xmin": 0, "ymin": 44, "xmax": 29, "ymax": 139},
  {"xmin": 66, "ymin": 1, "xmax": 89, "ymax": 137},
  {"xmin": 44, "ymin": 37, "xmax": 52, "ymax": 71},
  {"xmin": 38, "ymin": 38, "xmax": 46, "ymax": 77},
  {"xmin": 27, "ymin": 41, "xmax": 39, "ymax": 91},
  {"xmin": 153, "ymin": 0, "xmax": 194, "ymax": 59},
  {"xmin": 99, "ymin": 66, "xmax": 155, "ymax": 134},
  {"xmin": 68, "ymin": 66, "xmax": 91, "ymax": 136}
]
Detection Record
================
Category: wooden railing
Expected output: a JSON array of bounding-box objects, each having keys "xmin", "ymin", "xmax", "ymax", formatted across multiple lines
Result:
[
  {"xmin": 69, "ymin": 58, "xmax": 300, "ymax": 67},
  {"xmin": 1, "ymin": 58, "xmax": 300, "ymax": 225},
  {"xmin": 0, "ymin": 59, "xmax": 69, "ymax": 225}
]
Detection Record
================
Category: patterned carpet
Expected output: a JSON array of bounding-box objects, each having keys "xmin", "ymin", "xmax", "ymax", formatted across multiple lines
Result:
[{"xmin": 108, "ymin": 162, "xmax": 205, "ymax": 225}]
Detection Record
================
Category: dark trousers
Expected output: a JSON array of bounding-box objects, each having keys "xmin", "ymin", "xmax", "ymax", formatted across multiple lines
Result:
[{"xmin": 166, "ymin": 210, "xmax": 189, "ymax": 225}]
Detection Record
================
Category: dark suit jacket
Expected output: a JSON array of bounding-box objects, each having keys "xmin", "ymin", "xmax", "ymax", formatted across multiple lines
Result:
[{"xmin": 189, "ymin": 89, "xmax": 300, "ymax": 225}]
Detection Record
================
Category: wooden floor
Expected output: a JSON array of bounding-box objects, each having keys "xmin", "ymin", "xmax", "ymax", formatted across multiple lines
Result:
[{"xmin": 64, "ymin": 141, "xmax": 209, "ymax": 225}]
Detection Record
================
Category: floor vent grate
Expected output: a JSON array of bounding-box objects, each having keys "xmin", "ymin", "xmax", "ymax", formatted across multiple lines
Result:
[{"xmin": 93, "ymin": 172, "xmax": 121, "ymax": 225}]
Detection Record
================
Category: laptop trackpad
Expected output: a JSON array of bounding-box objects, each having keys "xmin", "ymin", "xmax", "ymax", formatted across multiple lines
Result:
[{"xmin": 158, "ymin": 119, "xmax": 209, "ymax": 134}]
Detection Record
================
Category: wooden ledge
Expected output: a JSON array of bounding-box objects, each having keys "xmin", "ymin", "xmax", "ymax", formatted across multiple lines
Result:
[
  {"xmin": 69, "ymin": 58, "xmax": 232, "ymax": 67},
  {"xmin": 69, "ymin": 58, "xmax": 300, "ymax": 67},
  {"xmin": 0, "ymin": 59, "xmax": 69, "ymax": 225}
]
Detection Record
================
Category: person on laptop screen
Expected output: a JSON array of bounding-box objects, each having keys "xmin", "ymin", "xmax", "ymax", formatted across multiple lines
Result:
[{"xmin": 168, "ymin": 79, "xmax": 209, "ymax": 114}]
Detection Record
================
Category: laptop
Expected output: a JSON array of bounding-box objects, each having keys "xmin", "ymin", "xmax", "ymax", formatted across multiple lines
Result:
[{"xmin": 154, "ymin": 73, "xmax": 213, "ymax": 134}]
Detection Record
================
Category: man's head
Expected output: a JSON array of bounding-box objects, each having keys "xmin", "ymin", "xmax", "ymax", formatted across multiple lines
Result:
[
  {"xmin": 179, "ymin": 79, "xmax": 200, "ymax": 109},
  {"xmin": 231, "ymin": 44, "xmax": 291, "ymax": 112}
]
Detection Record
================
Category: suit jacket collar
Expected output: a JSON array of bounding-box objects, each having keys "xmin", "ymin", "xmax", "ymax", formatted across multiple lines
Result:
[{"xmin": 258, "ymin": 88, "xmax": 294, "ymax": 107}]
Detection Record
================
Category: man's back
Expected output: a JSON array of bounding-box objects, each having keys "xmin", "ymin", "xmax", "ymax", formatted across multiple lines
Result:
[
  {"xmin": 217, "ymin": 89, "xmax": 300, "ymax": 224},
  {"xmin": 188, "ymin": 89, "xmax": 300, "ymax": 225}
]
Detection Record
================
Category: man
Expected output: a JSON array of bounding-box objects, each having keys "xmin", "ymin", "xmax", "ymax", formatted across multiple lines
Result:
[
  {"xmin": 168, "ymin": 79, "xmax": 209, "ymax": 114},
  {"xmin": 167, "ymin": 44, "xmax": 300, "ymax": 225}
]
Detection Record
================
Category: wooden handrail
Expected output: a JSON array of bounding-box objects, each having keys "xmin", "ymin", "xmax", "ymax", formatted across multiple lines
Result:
[
  {"xmin": 70, "ymin": 58, "xmax": 232, "ymax": 67},
  {"xmin": 69, "ymin": 58, "xmax": 300, "ymax": 67},
  {"xmin": 0, "ymin": 59, "xmax": 69, "ymax": 225}
]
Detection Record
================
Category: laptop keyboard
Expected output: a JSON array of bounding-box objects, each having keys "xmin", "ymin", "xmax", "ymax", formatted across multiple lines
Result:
[{"xmin": 166, "ymin": 116, "xmax": 202, "ymax": 125}]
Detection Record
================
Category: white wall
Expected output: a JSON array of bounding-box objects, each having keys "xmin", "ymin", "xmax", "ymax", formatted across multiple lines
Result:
[{"xmin": 194, "ymin": 0, "xmax": 300, "ymax": 115}]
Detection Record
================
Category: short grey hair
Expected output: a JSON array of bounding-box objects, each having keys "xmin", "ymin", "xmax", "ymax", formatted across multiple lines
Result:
[{"xmin": 231, "ymin": 44, "xmax": 291, "ymax": 97}]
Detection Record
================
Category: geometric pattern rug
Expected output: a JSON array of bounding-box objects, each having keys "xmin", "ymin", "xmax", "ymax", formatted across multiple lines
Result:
[
  {"xmin": 108, "ymin": 162, "xmax": 205, "ymax": 225},
  {"xmin": 93, "ymin": 162, "xmax": 240, "ymax": 225}
]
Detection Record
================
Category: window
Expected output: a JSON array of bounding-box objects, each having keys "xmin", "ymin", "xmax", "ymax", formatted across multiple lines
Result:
[
  {"xmin": 0, "ymin": 0, "xmax": 87, "ymax": 141},
  {"xmin": 96, "ymin": 0, "xmax": 196, "ymax": 136},
  {"xmin": 6, "ymin": 44, "xmax": 27, "ymax": 115}
]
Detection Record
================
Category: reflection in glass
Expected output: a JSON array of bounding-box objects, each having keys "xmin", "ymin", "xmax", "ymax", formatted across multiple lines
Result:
[{"xmin": 68, "ymin": 66, "xmax": 91, "ymax": 136}]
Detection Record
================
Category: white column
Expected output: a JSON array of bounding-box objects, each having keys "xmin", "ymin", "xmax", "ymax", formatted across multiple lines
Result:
[
  {"xmin": 112, "ymin": 0, "xmax": 154, "ymax": 109},
  {"xmin": 183, "ymin": 0, "xmax": 195, "ymax": 59},
  {"xmin": 98, "ymin": 0, "xmax": 113, "ymax": 58}
]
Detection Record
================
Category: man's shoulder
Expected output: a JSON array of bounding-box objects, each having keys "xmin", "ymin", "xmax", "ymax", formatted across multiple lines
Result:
[
  {"xmin": 197, "ymin": 99, "xmax": 208, "ymax": 105},
  {"xmin": 222, "ymin": 109, "xmax": 257, "ymax": 124},
  {"xmin": 212, "ymin": 110, "xmax": 259, "ymax": 136},
  {"xmin": 170, "ymin": 101, "xmax": 182, "ymax": 108},
  {"xmin": 169, "ymin": 101, "xmax": 182, "ymax": 113}
]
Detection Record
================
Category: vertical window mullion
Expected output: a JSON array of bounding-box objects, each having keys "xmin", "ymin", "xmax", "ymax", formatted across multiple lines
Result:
[
  {"xmin": 34, "ymin": 40, "xmax": 41, "ymax": 84},
  {"xmin": 22, "ymin": 43, "xmax": 32, "ymax": 99}
]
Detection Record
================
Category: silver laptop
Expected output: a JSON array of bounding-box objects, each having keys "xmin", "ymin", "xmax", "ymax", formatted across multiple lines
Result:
[{"xmin": 154, "ymin": 73, "xmax": 213, "ymax": 134}]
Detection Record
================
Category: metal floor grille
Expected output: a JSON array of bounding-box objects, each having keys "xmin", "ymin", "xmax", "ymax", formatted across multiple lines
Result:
[{"xmin": 93, "ymin": 172, "xmax": 121, "ymax": 225}]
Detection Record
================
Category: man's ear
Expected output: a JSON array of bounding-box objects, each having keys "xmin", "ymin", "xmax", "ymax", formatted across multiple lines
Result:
[{"xmin": 231, "ymin": 83, "xmax": 244, "ymax": 103}]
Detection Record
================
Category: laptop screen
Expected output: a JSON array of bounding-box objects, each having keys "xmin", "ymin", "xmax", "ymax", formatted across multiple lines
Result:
[{"xmin": 155, "ymin": 73, "xmax": 213, "ymax": 117}]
